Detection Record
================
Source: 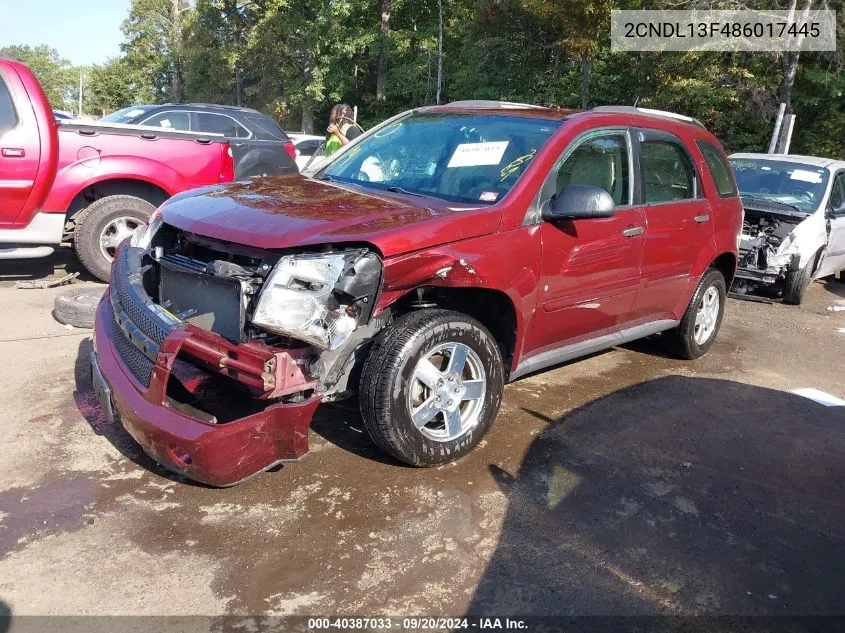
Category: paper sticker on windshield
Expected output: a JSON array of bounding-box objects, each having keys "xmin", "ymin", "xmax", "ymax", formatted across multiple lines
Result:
[
  {"xmin": 479, "ymin": 191, "xmax": 499, "ymax": 202},
  {"xmin": 790, "ymin": 169, "xmax": 823, "ymax": 183},
  {"xmin": 159, "ymin": 119, "xmax": 172, "ymax": 128},
  {"xmin": 448, "ymin": 141, "xmax": 509, "ymax": 168}
]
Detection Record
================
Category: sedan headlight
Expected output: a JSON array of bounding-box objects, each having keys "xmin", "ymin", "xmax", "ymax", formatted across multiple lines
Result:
[
  {"xmin": 129, "ymin": 211, "xmax": 163, "ymax": 249},
  {"xmin": 252, "ymin": 252, "xmax": 368, "ymax": 350}
]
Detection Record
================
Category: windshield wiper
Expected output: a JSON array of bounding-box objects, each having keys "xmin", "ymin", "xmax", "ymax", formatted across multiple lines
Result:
[
  {"xmin": 740, "ymin": 194, "xmax": 803, "ymax": 214},
  {"xmin": 384, "ymin": 186, "xmax": 428, "ymax": 198}
]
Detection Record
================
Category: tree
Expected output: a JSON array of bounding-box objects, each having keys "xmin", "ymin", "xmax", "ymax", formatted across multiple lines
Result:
[
  {"xmin": 376, "ymin": 0, "xmax": 391, "ymax": 100},
  {"xmin": 121, "ymin": 0, "xmax": 190, "ymax": 103},
  {"xmin": 0, "ymin": 44, "xmax": 75, "ymax": 109},
  {"xmin": 522, "ymin": 0, "xmax": 613, "ymax": 109},
  {"xmin": 83, "ymin": 58, "xmax": 139, "ymax": 115}
]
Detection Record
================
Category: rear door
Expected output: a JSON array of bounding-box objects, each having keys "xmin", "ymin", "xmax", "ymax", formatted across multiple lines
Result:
[
  {"xmin": 0, "ymin": 67, "xmax": 38, "ymax": 226},
  {"xmin": 193, "ymin": 111, "xmax": 252, "ymax": 175},
  {"xmin": 526, "ymin": 128, "xmax": 646, "ymax": 352},
  {"xmin": 631, "ymin": 129, "xmax": 713, "ymax": 321},
  {"xmin": 817, "ymin": 171, "xmax": 845, "ymax": 277}
]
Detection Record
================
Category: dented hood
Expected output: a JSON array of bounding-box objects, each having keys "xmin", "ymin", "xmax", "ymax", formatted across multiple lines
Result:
[{"xmin": 159, "ymin": 174, "xmax": 500, "ymax": 257}]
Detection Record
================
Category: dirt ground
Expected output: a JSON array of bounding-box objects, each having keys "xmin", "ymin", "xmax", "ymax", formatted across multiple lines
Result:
[{"xmin": 1, "ymin": 249, "xmax": 844, "ymax": 623}]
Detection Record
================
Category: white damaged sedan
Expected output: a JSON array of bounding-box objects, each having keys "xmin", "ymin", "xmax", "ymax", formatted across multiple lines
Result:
[{"xmin": 730, "ymin": 153, "xmax": 845, "ymax": 304}]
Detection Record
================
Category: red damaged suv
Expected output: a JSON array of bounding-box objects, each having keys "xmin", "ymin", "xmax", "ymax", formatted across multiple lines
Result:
[{"xmin": 91, "ymin": 102, "xmax": 742, "ymax": 486}]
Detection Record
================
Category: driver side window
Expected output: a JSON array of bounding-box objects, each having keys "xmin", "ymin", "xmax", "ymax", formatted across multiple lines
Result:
[
  {"xmin": 831, "ymin": 173, "xmax": 845, "ymax": 211},
  {"xmin": 553, "ymin": 133, "xmax": 631, "ymax": 206}
]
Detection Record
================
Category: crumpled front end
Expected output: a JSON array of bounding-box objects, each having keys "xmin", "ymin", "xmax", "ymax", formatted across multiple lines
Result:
[
  {"xmin": 91, "ymin": 225, "xmax": 382, "ymax": 486},
  {"xmin": 733, "ymin": 208, "xmax": 804, "ymax": 295}
]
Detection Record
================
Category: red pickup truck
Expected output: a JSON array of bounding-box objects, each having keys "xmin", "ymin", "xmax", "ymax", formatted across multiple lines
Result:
[{"xmin": 0, "ymin": 57, "xmax": 235, "ymax": 280}]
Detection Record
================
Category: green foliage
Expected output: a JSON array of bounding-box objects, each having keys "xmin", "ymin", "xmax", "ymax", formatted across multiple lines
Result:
[
  {"xmin": 83, "ymin": 58, "xmax": 139, "ymax": 115},
  {"xmin": 5, "ymin": 0, "xmax": 844, "ymax": 157},
  {"xmin": 0, "ymin": 44, "xmax": 75, "ymax": 109}
]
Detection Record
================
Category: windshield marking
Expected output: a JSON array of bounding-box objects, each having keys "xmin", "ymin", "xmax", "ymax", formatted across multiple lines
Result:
[{"xmin": 447, "ymin": 141, "xmax": 510, "ymax": 168}]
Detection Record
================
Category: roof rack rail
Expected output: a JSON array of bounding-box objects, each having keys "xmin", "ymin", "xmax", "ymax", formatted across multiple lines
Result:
[
  {"xmin": 590, "ymin": 106, "xmax": 705, "ymax": 128},
  {"xmin": 444, "ymin": 100, "xmax": 545, "ymax": 109}
]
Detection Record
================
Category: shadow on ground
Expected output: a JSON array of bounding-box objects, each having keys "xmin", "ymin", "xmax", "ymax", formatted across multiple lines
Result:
[
  {"xmin": 468, "ymin": 375, "xmax": 845, "ymax": 617},
  {"xmin": 0, "ymin": 248, "xmax": 98, "ymax": 284}
]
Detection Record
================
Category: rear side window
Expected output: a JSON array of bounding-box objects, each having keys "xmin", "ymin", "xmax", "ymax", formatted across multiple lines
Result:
[
  {"xmin": 641, "ymin": 140, "xmax": 696, "ymax": 203},
  {"xmin": 141, "ymin": 111, "xmax": 190, "ymax": 131},
  {"xmin": 245, "ymin": 115, "xmax": 288, "ymax": 141},
  {"xmin": 0, "ymin": 74, "xmax": 17, "ymax": 134},
  {"xmin": 195, "ymin": 112, "xmax": 248, "ymax": 138},
  {"xmin": 697, "ymin": 140, "xmax": 737, "ymax": 197}
]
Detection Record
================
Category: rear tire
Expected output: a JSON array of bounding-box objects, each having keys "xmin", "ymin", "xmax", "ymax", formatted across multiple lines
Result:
[
  {"xmin": 665, "ymin": 268, "xmax": 726, "ymax": 360},
  {"xmin": 783, "ymin": 256, "xmax": 815, "ymax": 305},
  {"xmin": 73, "ymin": 195, "xmax": 155, "ymax": 282},
  {"xmin": 359, "ymin": 309, "xmax": 504, "ymax": 467}
]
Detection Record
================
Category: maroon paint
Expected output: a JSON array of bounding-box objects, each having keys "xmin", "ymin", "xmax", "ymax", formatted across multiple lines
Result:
[
  {"xmin": 94, "ymin": 106, "xmax": 741, "ymax": 486},
  {"xmin": 94, "ymin": 299, "xmax": 321, "ymax": 487}
]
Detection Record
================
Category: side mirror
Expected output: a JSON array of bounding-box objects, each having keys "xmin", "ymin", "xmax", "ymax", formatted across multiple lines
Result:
[
  {"xmin": 543, "ymin": 184, "xmax": 615, "ymax": 221},
  {"xmin": 828, "ymin": 201, "xmax": 845, "ymax": 217}
]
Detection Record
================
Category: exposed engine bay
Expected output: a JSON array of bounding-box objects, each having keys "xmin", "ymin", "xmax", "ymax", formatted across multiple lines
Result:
[
  {"xmin": 733, "ymin": 208, "xmax": 802, "ymax": 295},
  {"xmin": 125, "ymin": 221, "xmax": 384, "ymax": 418}
]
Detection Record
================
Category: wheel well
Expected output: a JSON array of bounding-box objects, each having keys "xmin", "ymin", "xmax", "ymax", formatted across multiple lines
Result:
[
  {"xmin": 66, "ymin": 179, "xmax": 170, "ymax": 221},
  {"xmin": 392, "ymin": 286, "xmax": 518, "ymax": 372},
  {"xmin": 711, "ymin": 252, "xmax": 737, "ymax": 287}
]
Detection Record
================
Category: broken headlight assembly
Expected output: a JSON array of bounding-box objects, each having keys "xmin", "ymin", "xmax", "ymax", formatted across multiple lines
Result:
[
  {"xmin": 129, "ymin": 210, "xmax": 164, "ymax": 250},
  {"xmin": 252, "ymin": 250, "xmax": 381, "ymax": 350}
]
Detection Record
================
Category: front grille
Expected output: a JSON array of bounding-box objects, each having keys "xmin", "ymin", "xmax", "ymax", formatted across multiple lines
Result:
[
  {"xmin": 107, "ymin": 246, "xmax": 183, "ymax": 388},
  {"xmin": 109, "ymin": 308, "xmax": 155, "ymax": 387},
  {"xmin": 111, "ymin": 248, "xmax": 173, "ymax": 345}
]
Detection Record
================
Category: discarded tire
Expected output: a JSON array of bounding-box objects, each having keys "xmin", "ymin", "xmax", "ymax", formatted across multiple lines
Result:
[{"xmin": 53, "ymin": 286, "xmax": 105, "ymax": 329}]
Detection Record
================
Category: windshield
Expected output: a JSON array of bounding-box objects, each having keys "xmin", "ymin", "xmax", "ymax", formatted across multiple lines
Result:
[
  {"xmin": 730, "ymin": 157, "xmax": 829, "ymax": 213},
  {"xmin": 101, "ymin": 105, "xmax": 156, "ymax": 123},
  {"xmin": 319, "ymin": 112, "xmax": 560, "ymax": 205}
]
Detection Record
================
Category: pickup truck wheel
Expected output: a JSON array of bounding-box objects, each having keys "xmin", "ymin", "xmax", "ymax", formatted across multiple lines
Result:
[
  {"xmin": 665, "ymin": 268, "xmax": 726, "ymax": 360},
  {"xmin": 73, "ymin": 195, "xmax": 155, "ymax": 281},
  {"xmin": 359, "ymin": 309, "xmax": 504, "ymax": 467},
  {"xmin": 782, "ymin": 257, "xmax": 815, "ymax": 305}
]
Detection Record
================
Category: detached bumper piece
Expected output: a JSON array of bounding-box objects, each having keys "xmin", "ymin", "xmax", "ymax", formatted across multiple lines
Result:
[{"xmin": 93, "ymin": 246, "xmax": 322, "ymax": 487}]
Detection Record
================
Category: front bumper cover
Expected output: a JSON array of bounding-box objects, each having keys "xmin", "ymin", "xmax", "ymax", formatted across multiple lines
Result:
[{"xmin": 91, "ymin": 247, "xmax": 324, "ymax": 487}]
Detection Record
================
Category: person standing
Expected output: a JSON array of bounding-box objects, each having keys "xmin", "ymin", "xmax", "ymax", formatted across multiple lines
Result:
[{"xmin": 325, "ymin": 104, "xmax": 363, "ymax": 156}]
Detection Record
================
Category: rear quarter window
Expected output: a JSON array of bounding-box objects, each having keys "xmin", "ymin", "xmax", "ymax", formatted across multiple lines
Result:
[
  {"xmin": 697, "ymin": 140, "xmax": 737, "ymax": 198},
  {"xmin": 0, "ymin": 74, "xmax": 18, "ymax": 134}
]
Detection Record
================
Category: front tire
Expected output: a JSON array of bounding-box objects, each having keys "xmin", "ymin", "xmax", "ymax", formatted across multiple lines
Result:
[
  {"xmin": 359, "ymin": 309, "xmax": 504, "ymax": 467},
  {"xmin": 665, "ymin": 268, "xmax": 726, "ymax": 359},
  {"xmin": 783, "ymin": 256, "xmax": 815, "ymax": 305},
  {"xmin": 73, "ymin": 195, "xmax": 155, "ymax": 282}
]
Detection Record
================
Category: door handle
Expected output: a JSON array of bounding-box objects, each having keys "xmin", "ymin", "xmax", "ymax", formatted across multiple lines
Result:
[
  {"xmin": 622, "ymin": 226, "xmax": 644, "ymax": 237},
  {"xmin": 1, "ymin": 148, "xmax": 25, "ymax": 158},
  {"xmin": 694, "ymin": 214, "xmax": 710, "ymax": 223}
]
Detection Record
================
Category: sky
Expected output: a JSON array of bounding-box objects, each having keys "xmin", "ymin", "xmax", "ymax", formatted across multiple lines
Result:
[{"xmin": 0, "ymin": 0, "xmax": 130, "ymax": 66}]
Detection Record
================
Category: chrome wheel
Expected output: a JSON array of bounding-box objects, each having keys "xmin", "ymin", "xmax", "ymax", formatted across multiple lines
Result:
[
  {"xmin": 99, "ymin": 216, "xmax": 142, "ymax": 263},
  {"xmin": 694, "ymin": 285, "xmax": 720, "ymax": 345},
  {"xmin": 407, "ymin": 342, "xmax": 487, "ymax": 442}
]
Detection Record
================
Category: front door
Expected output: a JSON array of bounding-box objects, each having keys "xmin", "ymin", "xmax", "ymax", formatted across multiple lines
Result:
[
  {"xmin": 0, "ymin": 68, "xmax": 38, "ymax": 226},
  {"xmin": 631, "ymin": 129, "xmax": 713, "ymax": 321},
  {"xmin": 526, "ymin": 128, "xmax": 646, "ymax": 353},
  {"xmin": 817, "ymin": 171, "xmax": 845, "ymax": 277}
]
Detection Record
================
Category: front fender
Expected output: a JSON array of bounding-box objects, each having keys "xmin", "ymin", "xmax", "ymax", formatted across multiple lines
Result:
[
  {"xmin": 376, "ymin": 226, "xmax": 543, "ymax": 373},
  {"xmin": 778, "ymin": 212, "xmax": 827, "ymax": 270}
]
